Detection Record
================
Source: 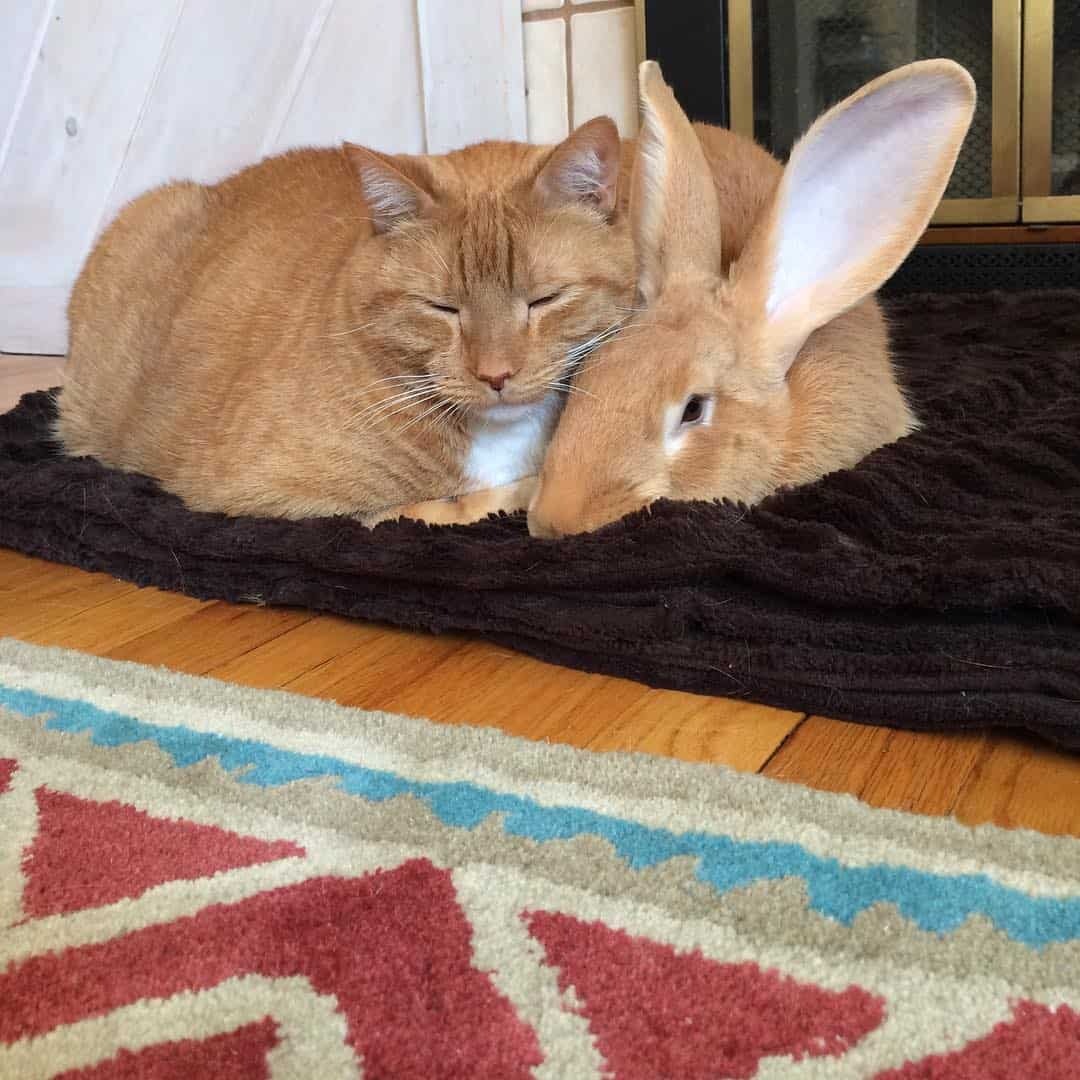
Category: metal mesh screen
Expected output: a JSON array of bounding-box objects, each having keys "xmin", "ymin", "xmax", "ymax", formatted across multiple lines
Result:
[
  {"xmin": 883, "ymin": 243, "xmax": 1080, "ymax": 294},
  {"xmin": 1052, "ymin": 0, "xmax": 1080, "ymax": 195},
  {"xmin": 751, "ymin": 0, "xmax": 992, "ymax": 198},
  {"xmin": 916, "ymin": 2, "xmax": 992, "ymax": 198}
]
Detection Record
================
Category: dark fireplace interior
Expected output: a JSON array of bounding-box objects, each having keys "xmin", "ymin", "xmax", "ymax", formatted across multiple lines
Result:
[{"xmin": 642, "ymin": 0, "xmax": 1080, "ymax": 293}]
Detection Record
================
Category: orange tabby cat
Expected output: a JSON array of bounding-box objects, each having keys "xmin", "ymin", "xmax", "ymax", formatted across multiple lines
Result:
[{"xmin": 57, "ymin": 120, "xmax": 635, "ymax": 524}]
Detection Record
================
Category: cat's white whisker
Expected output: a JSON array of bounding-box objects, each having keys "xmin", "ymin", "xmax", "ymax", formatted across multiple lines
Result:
[
  {"xmin": 360, "ymin": 385, "xmax": 442, "ymax": 414},
  {"xmin": 412, "ymin": 232, "xmax": 453, "ymax": 280},
  {"xmin": 351, "ymin": 385, "xmax": 444, "ymax": 427},
  {"xmin": 546, "ymin": 380, "xmax": 597, "ymax": 400},
  {"xmin": 356, "ymin": 397, "xmax": 445, "ymax": 435},
  {"xmin": 329, "ymin": 320, "xmax": 381, "ymax": 338},
  {"xmin": 358, "ymin": 374, "xmax": 434, "ymax": 393},
  {"xmin": 563, "ymin": 321, "xmax": 655, "ymax": 374},
  {"xmin": 352, "ymin": 384, "xmax": 437, "ymax": 417},
  {"xmin": 395, "ymin": 396, "xmax": 456, "ymax": 435},
  {"xmin": 563, "ymin": 316, "xmax": 633, "ymax": 366},
  {"xmin": 431, "ymin": 399, "xmax": 465, "ymax": 435}
]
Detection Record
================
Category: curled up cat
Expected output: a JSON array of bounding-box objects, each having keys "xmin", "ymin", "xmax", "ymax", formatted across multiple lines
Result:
[{"xmin": 56, "ymin": 120, "xmax": 635, "ymax": 525}]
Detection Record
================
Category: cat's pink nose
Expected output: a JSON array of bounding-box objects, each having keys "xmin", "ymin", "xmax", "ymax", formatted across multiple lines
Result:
[{"xmin": 477, "ymin": 371, "xmax": 512, "ymax": 392}]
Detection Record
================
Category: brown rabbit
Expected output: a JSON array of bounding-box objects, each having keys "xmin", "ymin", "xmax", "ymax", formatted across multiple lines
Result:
[
  {"xmin": 57, "ymin": 121, "xmax": 635, "ymax": 525},
  {"xmin": 528, "ymin": 60, "xmax": 976, "ymax": 538}
]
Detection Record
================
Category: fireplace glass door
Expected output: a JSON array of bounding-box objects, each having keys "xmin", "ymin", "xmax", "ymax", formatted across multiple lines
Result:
[
  {"xmin": 1023, "ymin": 0, "xmax": 1080, "ymax": 219},
  {"xmin": 727, "ymin": 0, "xmax": 1021, "ymax": 223}
]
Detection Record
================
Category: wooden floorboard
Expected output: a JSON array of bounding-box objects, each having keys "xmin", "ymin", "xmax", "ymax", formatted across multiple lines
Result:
[
  {"xmin": 3, "ymin": 356, "xmax": 1079, "ymax": 837},
  {"xmin": 0, "ymin": 353, "xmax": 63, "ymax": 412},
  {"xmin": 4, "ymin": 546, "xmax": 1078, "ymax": 836},
  {"xmin": 953, "ymin": 735, "xmax": 1080, "ymax": 836},
  {"xmin": 763, "ymin": 717, "xmax": 988, "ymax": 818}
]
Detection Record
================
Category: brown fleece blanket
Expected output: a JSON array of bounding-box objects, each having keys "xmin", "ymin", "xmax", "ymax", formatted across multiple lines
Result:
[{"xmin": 1, "ymin": 290, "xmax": 1078, "ymax": 745}]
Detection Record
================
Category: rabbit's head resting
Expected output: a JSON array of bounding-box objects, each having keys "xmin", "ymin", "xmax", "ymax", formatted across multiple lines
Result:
[{"xmin": 527, "ymin": 60, "xmax": 975, "ymax": 538}]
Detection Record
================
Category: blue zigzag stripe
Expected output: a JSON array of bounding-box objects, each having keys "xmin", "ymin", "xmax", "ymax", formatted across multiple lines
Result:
[{"xmin": 2, "ymin": 683, "xmax": 1077, "ymax": 947}]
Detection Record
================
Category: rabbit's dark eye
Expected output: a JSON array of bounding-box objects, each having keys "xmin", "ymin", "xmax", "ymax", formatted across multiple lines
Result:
[{"xmin": 681, "ymin": 395, "xmax": 706, "ymax": 425}]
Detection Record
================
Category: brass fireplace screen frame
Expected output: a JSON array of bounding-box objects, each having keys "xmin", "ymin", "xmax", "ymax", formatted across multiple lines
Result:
[{"xmin": 637, "ymin": 0, "xmax": 1079, "ymax": 226}]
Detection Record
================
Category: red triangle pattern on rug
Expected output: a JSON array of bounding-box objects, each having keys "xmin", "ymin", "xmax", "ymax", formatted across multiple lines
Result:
[
  {"xmin": 1, "ymin": 859, "xmax": 543, "ymax": 1079},
  {"xmin": 0, "ymin": 757, "xmax": 16, "ymax": 793},
  {"xmin": 875, "ymin": 1001, "xmax": 1080, "ymax": 1080},
  {"xmin": 54, "ymin": 1017, "xmax": 279, "ymax": 1080},
  {"xmin": 526, "ymin": 910, "xmax": 885, "ymax": 1079},
  {"xmin": 21, "ymin": 788, "xmax": 304, "ymax": 918}
]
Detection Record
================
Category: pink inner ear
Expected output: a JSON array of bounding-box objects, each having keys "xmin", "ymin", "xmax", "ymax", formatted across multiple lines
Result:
[
  {"xmin": 539, "ymin": 120, "xmax": 620, "ymax": 213},
  {"xmin": 765, "ymin": 71, "xmax": 972, "ymax": 322},
  {"xmin": 557, "ymin": 148, "xmax": 608, "ymax": 203},
  {"xmin": 359, "ymin": 165, "xmax": 422, "ymax": 225}
]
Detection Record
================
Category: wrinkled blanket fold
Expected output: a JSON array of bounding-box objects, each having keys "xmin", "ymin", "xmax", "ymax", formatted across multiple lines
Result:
[{"xmin": 1, "ymin": 290, "xmax": 1078, "ymax": 745}]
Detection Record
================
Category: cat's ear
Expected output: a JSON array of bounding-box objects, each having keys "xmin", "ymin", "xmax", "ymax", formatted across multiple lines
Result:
[
  {"xmin": 533, "ymin": 116, "xmax": 622, "ymax": 217},
  {"xmin": 344, "ymin": 144, "xmax": 435, "ymax": 234}
]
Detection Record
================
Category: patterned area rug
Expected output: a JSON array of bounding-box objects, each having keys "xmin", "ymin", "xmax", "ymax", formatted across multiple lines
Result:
[{"xmin": 1, "ymin": 638, "xmax": 1079, "ymax": 1078}]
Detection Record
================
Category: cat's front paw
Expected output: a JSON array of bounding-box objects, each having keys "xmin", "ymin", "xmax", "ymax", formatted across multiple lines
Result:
[{"xmin": 365, "ymin": 477, "xmax": 537, "ymax": 528}]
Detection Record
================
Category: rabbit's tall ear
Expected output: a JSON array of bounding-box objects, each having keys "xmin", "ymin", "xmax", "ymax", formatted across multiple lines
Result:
[
  {"xmin": 631, "ymin": 61, "xmax": 724, "ymax": 304},
  {"xmin": 733, "ymin": 60, "xmax": 975, "ymax": 378}
]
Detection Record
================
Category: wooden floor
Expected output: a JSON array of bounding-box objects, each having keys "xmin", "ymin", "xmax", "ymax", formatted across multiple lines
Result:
[{"xmin": 3, "ymin": 353, "xmax": 1079, "ymax": 838}]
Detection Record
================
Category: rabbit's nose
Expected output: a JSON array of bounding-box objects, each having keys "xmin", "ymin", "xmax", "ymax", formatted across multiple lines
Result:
[
  {"xmin": 528, "ymin": 474, "xmax": 600, "ymax": 538},
  {"xmin": 528, "ymin": 499, "xmax": 592, "ymax": 539},
  {"xmin": 527, "ymin": 513, "xmax": 563, "ymax": 540}
]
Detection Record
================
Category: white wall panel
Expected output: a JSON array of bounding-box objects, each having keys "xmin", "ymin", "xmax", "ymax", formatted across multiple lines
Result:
[
  {"xmin": 100, "ymin": 0, "xmax": 329, "ymax": 218},
  {"xmin": 0, "ymin": 0, "xmax": 184, "ymax": 352},
  {"xmin": 0, "ymin": 0, "xmax": 55, "ymax": 170},
  {"xmin": 418, "ymin": 0, "xmax": 527, "ymax": 152},
  {"xmin": 270, "ymin": 0, "xmax": 425, "ymax": 156}
]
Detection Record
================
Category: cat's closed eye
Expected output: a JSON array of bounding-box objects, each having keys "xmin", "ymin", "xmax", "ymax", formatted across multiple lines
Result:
[
  {"xmin": 426, "ymin": 300, "xmax": 459, "ymax": 316},
  {"xmin": 528, "ymin": 290, "xmax": 563, "ymax": 309}
]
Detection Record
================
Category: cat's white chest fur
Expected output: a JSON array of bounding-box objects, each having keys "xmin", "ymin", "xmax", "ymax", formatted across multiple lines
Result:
[{"xmin": 463, "ymin": 393, "xmax": 562, "ymax": 490}]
